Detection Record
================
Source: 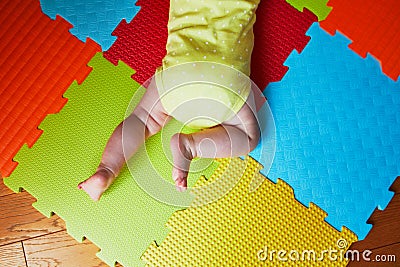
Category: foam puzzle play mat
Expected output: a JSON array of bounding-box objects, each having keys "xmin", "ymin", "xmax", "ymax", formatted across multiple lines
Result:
[{"xmin": 1, "ymin": 0, "xmax": 399, "ymax": 266}]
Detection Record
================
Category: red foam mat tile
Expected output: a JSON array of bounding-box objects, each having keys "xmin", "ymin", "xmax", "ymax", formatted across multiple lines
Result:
[
  {"xmin": 103, "ymin": 0, "xmax": 169, "ymax": 85},
  {"xmin": 320, "ymin": 0, "xmax": 400, "ymax": 81},
  {"xmin": 104, "ymin": 0, "xmax": 317, "ymax": 90},
  {"xmin": 251, "ymin": 0, "xmax": 317, "ymax": 90},
  {"xmin": 0, "ymin": 0, "xmax": 100, "ymax": 178}
]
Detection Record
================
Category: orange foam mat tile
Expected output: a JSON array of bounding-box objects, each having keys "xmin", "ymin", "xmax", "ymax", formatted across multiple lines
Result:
[
  {"xmin": 142, "ymin": 156, "xmax": 358, "ymax": 266},
  {"xmin": 320, "ymin": 0, "xmax": 400, "ymax": 81},
  {"xmin": 0, "ymin": 0, "xmax": 100, "ymax": 177}
]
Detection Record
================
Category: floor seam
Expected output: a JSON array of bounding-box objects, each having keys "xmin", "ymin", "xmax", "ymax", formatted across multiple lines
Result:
[
  {"xmin": 21, "ymin": 241, "xmax": 28, "ymax": 267},
  {"xmin": 1, "ymin": 229, "xmax": 66, "ymax": 248}
]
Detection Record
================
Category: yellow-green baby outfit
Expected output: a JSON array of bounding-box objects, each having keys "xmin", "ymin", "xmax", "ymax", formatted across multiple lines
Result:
[{"xmin": 156, "ymin": 0, "xmax": 260, "ymax": 129}]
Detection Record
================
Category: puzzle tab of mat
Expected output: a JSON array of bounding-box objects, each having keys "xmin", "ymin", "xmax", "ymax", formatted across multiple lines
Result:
[
  {"xmin": 264, "ymin": 23, "xmax": 400, "ymax": 239},
  {"xmin": 103, "ymin": 0, "xmax": 169, "ymax": 84},
  {"xmin": 285, "ymin": 0, "xmax": 332, "ymax": 21},
  {"xmin": 320, "ymin": 0, "xmax": 400, "ymax": 81},
  {"xmin": 347, "ymin": 176, "xmax": 400, "ymax": 266},
  {"xmin": 251, "ymin": 0, "xmax": 317, "ymax": 91},
  {"xmin": 142, "ymin": 156, "xmax": 357, "ymax": 266},
  {"xmin": 0, "ymin": 0, "xmax": 100, "ymax": 178},
  {"xmin": 104, "ymin": 0, "xmax": 317, "ymax": 90},
  {"xmin": 3, "ymin": 53, "xmax": 218, "ymax": 267},
  {"xmin": 39, "ymin": 0, "xmax": 140, "ymax": 50}
]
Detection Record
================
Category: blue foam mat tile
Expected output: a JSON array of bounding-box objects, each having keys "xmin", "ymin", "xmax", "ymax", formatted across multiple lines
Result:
[
  {"xmin": 39, "ymin": 0, "xmax": 140, "ymax": 50},
  {"xmin": 263, "ymin": 22, "xmax": 400, "ymax": 239}
]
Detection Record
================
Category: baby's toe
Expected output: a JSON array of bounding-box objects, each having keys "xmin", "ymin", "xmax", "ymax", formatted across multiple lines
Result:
[
  {"xmin": 175, "ymin": 177, "xmax": 187, "ymax": 192},
  {"xmin": 78, "ymin": 173, "xmax": 112, "ymax": 201}
]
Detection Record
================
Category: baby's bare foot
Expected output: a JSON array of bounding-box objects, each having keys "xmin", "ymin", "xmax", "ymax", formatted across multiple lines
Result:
[
  {"xmin": 170, "ymin": 133, "xmax": 195, "ymax": 192},
  {"xmin": 78, "ymin": 168, "xmax": 115, "ymax": 201}
]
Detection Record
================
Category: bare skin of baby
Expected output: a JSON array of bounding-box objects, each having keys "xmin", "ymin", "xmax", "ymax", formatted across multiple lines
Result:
[{"xmin": 78, "ymin": 77, "xmax": 260, "ymax": 201}]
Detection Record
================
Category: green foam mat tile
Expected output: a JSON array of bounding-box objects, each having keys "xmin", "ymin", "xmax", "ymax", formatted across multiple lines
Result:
[
  {"xmin": 4, "ymin": 52, "xmax": 217, "ymax": 266},
  {"xmin": 285, "ymin": 0, "xmax": 332, "ymax": 21}
]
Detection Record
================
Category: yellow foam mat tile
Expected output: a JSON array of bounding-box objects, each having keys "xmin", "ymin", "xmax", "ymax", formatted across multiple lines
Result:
[{"xmin": 142, "ymin": 156, "xmax": 357, "ymax": 266}]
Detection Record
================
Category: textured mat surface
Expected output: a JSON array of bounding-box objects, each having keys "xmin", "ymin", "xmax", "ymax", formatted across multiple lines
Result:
[
  {"xmin": 142, "ymin": 156, "xmax": 357, "ymax": 266},
  {"xmin": 251, "ymin": 0, "xmax": 317, "ymax": 91},
  {"xmin": 320, "ymin": 0, "xmax": 400, "ymax": 81},
  {"xmin": 3, "ymin": 53, "xmax": 217, "ymax": 266},
  {"xmin": 39, "ymin": 0, "xmax": 140, "ymax": 50},
  {"xmin": 264, "ymin": 23, "xmax": 400, "ymax": 239},
  {"xmin": 285, "ymin": 0, "xmax": 332, "ymax": 21},
  {"xmin": 104, "ymin": 0, "xmax": 317, "ymax": 90},
  {"xmin": 347, "ymin": 177, "xmax": 400, "ymax": 266},
  {"xmin": 0, "ymin": 0, "xmax": 100, "ymax": 178},
  {"xmin": 103, "ymin": 0, "xmax": 169, "ymax": 84}
]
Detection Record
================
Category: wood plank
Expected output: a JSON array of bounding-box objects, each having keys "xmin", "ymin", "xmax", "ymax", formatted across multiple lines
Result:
[
  {"xmin": 0, "ymin": 192, "xmax": 65, "ymax": 246},
  {"xmin": 350, "ymin": 179, "xmax": 400, "ymax": 251},
  {"xmin": 348, "ymin": 177, "xmax": 400, "ymax": 266},
  {"xmin": 0, "ymin": 242, "xmax": 27, "ymax": 267},
  {"xmin": 347, "ymin": 242, "xmax": 400, "ymax": 266},
  {"xmin": 23, "ymin": 231, "xmax": 123, "ymax": 267},
  {"xmin": 0, "ymin": 178, "xmax": 14, "ymax": 197}
]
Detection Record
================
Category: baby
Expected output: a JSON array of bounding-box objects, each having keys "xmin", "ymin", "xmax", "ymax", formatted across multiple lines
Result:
[{"xmin": 78, "ymin": 0, "xmax": 261, "ymax": 201}]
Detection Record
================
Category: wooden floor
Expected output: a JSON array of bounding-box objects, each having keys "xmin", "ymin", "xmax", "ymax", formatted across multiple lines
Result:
[
  {"xmin": 2, "ymin": 175, "xmax": 399, "ymax": 267},
  {"xmin": 0, "ymin": 179, "xmax": 121, "ymax": 267},
  {"xmin": 347, "ymin": 177, "xmax": 400, "ymax": 267}
]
